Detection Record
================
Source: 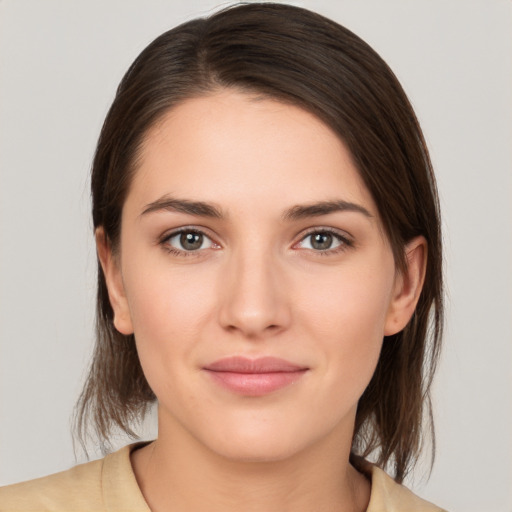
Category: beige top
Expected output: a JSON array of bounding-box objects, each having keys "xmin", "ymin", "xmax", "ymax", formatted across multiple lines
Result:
[{"xmin": 0, "ymin": 443, "xmax": 446, "ymax": 511}]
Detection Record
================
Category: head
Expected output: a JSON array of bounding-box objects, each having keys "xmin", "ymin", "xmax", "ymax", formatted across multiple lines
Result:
[{"xmin": 76, "ymin": 3, "xmax": 443, "ymax": 483}]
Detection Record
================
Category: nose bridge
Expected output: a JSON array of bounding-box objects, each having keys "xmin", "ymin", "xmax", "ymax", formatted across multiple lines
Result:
[{"xmin": 218, "ymin": 237, "xmax": 290, "ymax": 337}]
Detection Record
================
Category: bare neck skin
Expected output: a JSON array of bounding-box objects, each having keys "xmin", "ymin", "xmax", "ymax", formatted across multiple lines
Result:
[{"xmin": 131, "ymin": 407, "xmax": 370, "ymax": 512}]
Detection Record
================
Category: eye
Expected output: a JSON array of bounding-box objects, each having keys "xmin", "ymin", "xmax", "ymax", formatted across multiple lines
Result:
[
  {"xmin": 296, "ymin": 229, "xmax": 351, "ymax": 253},
  {"xmin": 164, "ymin": 229, "xmax": 215, "ymax": 252}
]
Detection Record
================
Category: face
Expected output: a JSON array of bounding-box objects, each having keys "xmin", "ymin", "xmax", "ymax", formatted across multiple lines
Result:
[{"xmin": 100, "ymin": 90, "xmax": 423, "ymax": 462}]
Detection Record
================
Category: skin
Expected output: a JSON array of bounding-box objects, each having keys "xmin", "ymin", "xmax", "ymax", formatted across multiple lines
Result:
[{"xmin": 97, "ymin": 90, "xmax": 426, "ymax": 512}]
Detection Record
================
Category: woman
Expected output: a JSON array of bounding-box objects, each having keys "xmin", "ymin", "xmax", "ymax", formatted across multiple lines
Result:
[{"xmin": 0, "ymin": 3, "xmax": 446, "ymax": 511}]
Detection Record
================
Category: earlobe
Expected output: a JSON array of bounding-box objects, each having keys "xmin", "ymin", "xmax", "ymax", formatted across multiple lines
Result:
[
  {"xmin": 95, "ymin": 227, "xmax": 134, "ymax": 335},
  {"xmin": 384, "ymin": 236, "xmax": 427, "ymax": 336}
]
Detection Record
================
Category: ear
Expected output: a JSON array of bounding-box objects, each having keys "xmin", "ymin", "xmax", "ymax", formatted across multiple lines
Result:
[
  {"xmin": 95, "ymin": 227, "xmax": 134, "ymax": 335},
  {"xmin": 384, "ymin": 236, "xmax": 427, "ymax": 336}
]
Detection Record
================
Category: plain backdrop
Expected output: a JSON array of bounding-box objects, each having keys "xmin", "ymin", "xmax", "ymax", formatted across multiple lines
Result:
[{"xmin": 1, "ymin": 1, "xmax": 511, "ymax": 511}]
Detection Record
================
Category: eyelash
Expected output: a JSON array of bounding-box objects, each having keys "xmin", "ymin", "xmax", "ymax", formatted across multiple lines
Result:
[
  {"xmin": 159, "ymin": 227, "xmax": 353, "ymax": 257},
  {"xmin": 297, "ymin": 228, "xmax": 354, "ymax": 255},
  {"xmin": 159, "ymin": 228, "xmax": 216, "ymax": 258}
]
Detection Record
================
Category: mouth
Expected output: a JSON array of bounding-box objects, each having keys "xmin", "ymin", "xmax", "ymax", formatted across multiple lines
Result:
[{"xmin": 203, "ymin": 356, "xmax": 309, "ymax": 396}]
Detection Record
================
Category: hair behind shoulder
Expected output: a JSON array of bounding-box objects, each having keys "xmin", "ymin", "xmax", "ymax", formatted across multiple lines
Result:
[{"xmin": 74, "ymin": 2, "xmax": 443, "ymax": 483}]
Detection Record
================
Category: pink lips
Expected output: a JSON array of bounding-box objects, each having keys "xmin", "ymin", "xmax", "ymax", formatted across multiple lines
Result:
[{"xmin": 203, "ymin": 356, "xmax": 308, "ymax": 396}]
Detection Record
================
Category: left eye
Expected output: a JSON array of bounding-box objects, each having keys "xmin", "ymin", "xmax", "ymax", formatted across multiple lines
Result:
[
  {"xmin": 165, "ymin": 230, "xmax": 214, "ymax": 251},
  {"xmin": 297, "ymin": 231, "xmax": 346, "ymax": 251}
]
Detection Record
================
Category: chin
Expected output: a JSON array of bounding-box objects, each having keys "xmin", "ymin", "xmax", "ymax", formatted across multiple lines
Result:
[
  {"xmin": 197, "ymin": 417, "xmax": 325, "ymax": 464},
  {"xmin": 210, "ymin": 437, "xmax": 304, "ymax": 464}
]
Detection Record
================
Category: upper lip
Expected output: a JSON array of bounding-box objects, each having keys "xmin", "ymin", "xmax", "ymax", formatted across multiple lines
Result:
[{"xmin": 204, "ymin": 356, "xmax": 307, "ymax": 373}]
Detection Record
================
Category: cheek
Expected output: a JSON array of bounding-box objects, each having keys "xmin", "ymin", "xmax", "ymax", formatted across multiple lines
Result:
[
  {"xmin": 122, "ymin": 239, "xmax": 216, "ymax": 333},
  {"xmin": 121, "ymin": 257, "xmax": 218, "ymax": 386},
  {"xmin": 299, "ymin": 258, "xmax": 394, "ymax": 335},
  {"xmin": 296, "ymin": 258, "xmax": 395, "ymax": 387}
]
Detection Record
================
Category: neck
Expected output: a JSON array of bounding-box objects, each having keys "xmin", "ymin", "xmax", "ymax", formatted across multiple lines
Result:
[{"xmin": 131, "ymin": 416, "xmax": 370, "ymax": 512}]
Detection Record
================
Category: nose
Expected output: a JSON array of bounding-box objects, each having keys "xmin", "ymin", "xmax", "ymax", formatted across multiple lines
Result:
[{"xmin": 217, "ymin": 246, "xmax": 291, "ymax": 339}]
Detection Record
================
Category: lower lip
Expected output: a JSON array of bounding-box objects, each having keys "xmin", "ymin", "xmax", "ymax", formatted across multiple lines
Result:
[{"xmin": 205, "ymin": 370, "xmax": 307, "ymax": 396}]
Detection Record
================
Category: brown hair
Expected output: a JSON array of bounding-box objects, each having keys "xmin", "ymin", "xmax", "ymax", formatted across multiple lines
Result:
[{"xmin": 75, "ymin": 2, "xmax": 443, "ymax": 483}]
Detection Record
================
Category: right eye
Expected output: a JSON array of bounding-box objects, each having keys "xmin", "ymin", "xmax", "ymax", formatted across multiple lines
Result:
[{"xmin": 163, "ymin": 229, "xmax": 215, "ymax": 254}]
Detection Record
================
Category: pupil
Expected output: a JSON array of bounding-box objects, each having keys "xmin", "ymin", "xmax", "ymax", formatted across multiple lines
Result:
[
  {"xmin": 180, "ymin": 232, "xmax": 202, "ymax": 250},
  {"xmin": 312, "ymin": 232, "xmax": 332, "ymax": 250}
]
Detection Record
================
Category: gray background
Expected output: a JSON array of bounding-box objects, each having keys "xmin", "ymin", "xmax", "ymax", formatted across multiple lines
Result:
[{"xmin": 1, "ymin": 1, "xmax": 511, "ymax": 511}]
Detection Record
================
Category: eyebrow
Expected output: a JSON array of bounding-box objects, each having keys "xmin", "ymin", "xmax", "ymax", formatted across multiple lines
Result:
[
  {"xmin": 140, "ymin": 196, "xmax": 372, "ymax": 221},
  {"xmin": 282, "ymin": 200, "xmax": 372, "ymax": 221},
  {"xmin": 141, "ymin": 196, "xmax": 224, "ymax": 218}
]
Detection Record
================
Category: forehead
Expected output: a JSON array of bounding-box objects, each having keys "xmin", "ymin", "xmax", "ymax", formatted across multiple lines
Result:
[{"xmin": 128, "ymin": 90, "xmax": 377, "ymax": 217}]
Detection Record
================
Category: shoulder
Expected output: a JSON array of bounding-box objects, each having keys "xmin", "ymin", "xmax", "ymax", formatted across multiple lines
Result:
[
  {"xmin": 0, "ymin": 444, "xmax": 150, "ymax": 512},
  {"xmin": 358, "ymin": 459, "xmax": 447, "ymax": 512},
  {"xmin": 0, "ymin": 456, "xmax": 104, "ymax": 511}
]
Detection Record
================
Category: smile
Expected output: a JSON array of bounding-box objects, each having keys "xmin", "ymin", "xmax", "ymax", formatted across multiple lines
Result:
[{"xmin": 203, "ymin": 356, "xmax": 309, "ymax": 396}]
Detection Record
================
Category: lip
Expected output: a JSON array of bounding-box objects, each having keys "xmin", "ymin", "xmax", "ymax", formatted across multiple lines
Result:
[{"xmin": 203, "ymin": 356, "xmax": 308, "ymax": 396}]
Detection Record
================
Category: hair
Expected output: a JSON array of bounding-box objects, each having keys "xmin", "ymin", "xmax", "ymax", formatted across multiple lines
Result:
[{"xmin": 75, "ymin": 2, "xmax": 443, "ymax": 483}]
